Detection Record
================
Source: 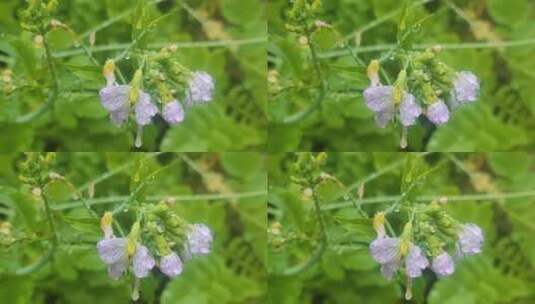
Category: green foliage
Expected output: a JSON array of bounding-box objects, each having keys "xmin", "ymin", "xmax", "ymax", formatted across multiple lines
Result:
[
  {"xmin": 0, "ymin": 152, "xmax": 267, "ymax": 303},
  {"xmin": 0, "ymin": 0, "xmax": 267, "ymax": 151},
  {"xmin": 268, "ymin": 152, "xmax": 535, "ymax": 303},
  {"xmin": 268, "ymin": 0, "xmax": 535, "ymax": 151}
]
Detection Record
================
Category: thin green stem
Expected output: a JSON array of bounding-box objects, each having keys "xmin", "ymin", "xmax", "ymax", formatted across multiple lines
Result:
[
  {"xmin": 282, "ymin": 26, "xmax": 327, "ymax": 124},
  {"xmin": 16, "ymin": 32, "xmax": 60, "ymax": 123},
  {"xmin": 51, "ymin": 191, "xmax": 266, "ymax": 211},
  {"xmin": 342, "ymin": 0, "xmax": 434, "ymax": 43},
  {"xmin": 52, "ymin": 37, "xmax": 267, "ymax": 58},
  {"xmin": 322, "ymin": 190, "xmax": 535, "ymax": 211},
  {"xmin": 281, "ymin": 190, "xmax": 327, "ymax": 276},
  {"xmin": 318, "ymin": 38, "xmax": 535, "ymax": 59},
  {"xmin": 16, "ymin": 186, "xmax": 58, "ymax": 276}
]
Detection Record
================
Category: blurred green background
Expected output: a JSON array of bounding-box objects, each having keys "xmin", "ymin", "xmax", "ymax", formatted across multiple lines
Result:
[
  {"xmin": 0, "ymin": 0, "xmax": 267, "ymax": 151},
  {"xmin": 268, "ymin": 0, "xmax": 535, "ymax": 151},
  {"xmin": 0, "ymin": 152, "xmax": 267, "ymax": 303},
  {"xmin": 268, "ymin": 152, "xmax": 535, "ymax": 303}
]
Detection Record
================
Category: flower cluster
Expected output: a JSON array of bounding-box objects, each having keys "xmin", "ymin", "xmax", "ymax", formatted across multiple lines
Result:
[
  {"xmin": 96, "ymin": 207, "xmax": 213, "ymax": 300},
  {"xmin": 99, "ymin": 55, "xmax": 215, "ymax": 148},
  {"xmin": 369, "ymin": 204, "xmax": 484, "ymax": 299},
  {"xmin": 363, "ymin": 47, "xmax": 480, "ymax": 148}
]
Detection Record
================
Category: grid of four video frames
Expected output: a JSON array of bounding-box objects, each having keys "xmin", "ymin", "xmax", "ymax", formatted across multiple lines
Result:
[{"xmin": 1, "ymin": 0, "xmax": 535, "ymax": 303}]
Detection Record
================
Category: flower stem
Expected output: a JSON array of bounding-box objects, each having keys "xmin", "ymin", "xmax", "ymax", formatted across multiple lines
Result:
[
  {"xmin": 282, "ymin": 26, "xmax": 327, "ymax": 124},
  {"xmin": 280, "ymin": 189, "xmax": 327, "ymax": 276}
]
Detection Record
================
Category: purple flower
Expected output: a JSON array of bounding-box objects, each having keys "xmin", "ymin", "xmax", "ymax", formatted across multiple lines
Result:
[
  {"xmin": 97, "ymin": 237, "xmax": 129, "ymax": 280},
  {"xmin": 370, "ymin": 237, "xmax": 428, "ymax": 280},
  {"xmin": 186, "ymin": 224, "xmax": 213, "ymax": 256},
  {"xmin": 160, "ymin": 252, "xmax": 183, "ymax": 277},
  {"xmin": 431, "ymin": 252, "xmax": 455, "ymax": 277},
  {"xmin": 363, "ymin": 85, "xmax": 394, "ymax": 113},
  {"xmin": 185, "ymin": 71, "xmax": 215, "ymax": 106},
  {"xmin": 132, "ymin": 244, "xmax": 156, "ymax": 278},
  {"xmin": 108, "ymin": 257, "xmax": 129, "ymax": 280},
  {"xmin": 134, "ymin": 92, "xmax": 159, "ymax": 126},
  {"xmin": 97, "ymin": 238, "xmax": 127, "ymax": 264},
  {"xmin": 99, "ymin": 85, "xmax": 131, "ymax": 126},
  {"xmin": 399, "ymin": 94, "xmax": 422, "ymax": 127},
  {"xmin": 405, "ymin": 244, "xmax": 429, "ymax": 278},
  {"xmin": 426, "ymin": 100, "xmax": 450, "ymax": 125},
  {"xmin": 162, "ymin": 100, "xmax": 185, "ymax": 124},
  {"xmin": 457, "ymin": 223, "xmax": 484, "ymax": 256},
  {"xmin": 370, "ymin": 237, "xmax": 403, "ymax": 280},
  {"xmin": 363, "ymin": 85, "xmax": 421, "ymax": 128},
  {"xmin": 453, "ymin": 71, "xmax": 479, "ymax": 104},
  {"xmin": 370, "ymin": 237, "xmax": 400, "ymax": 264}
]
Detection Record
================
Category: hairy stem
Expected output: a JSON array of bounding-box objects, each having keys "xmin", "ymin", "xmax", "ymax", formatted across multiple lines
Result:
[
  {"xmin": 281, "ymin": 190, "xmax": 327, "ymax": 276},
  {"xmin": 282, "ymin": 26, "xmax": 327, "ymax": 124}
]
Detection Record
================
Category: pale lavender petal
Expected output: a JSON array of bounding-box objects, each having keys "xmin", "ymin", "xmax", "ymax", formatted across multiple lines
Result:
[
  {"xmin": 160, "ymin": 252, "xmax": 183, "ymax": 277},
  {"xmin": 426, "ymin": 100, "xmax": 450, "ymax": 125},
  {"xmin": 99, "ymin": 85, "xmax": 130, "ymax": 112},
  {"xmin": 134, "ymin": 92, "xmax": 159, "ymax": 126},
  {"xmin": 375, "ymin": 105, "xmax": 395, "ymax": 128},
  {"xmin": 399, "ymin": 93, "xmax": 422, "ymax": 127},
  {"xmin": 458, "ymin": 223, "xmax": 484, "ymax": 256},
  {"xmin": 369, "ymin": 237, "xmax": 400, "ymax": 264},
  {"xmin": 162, "ymin": 100, "xmax": 185, "ymax": 124},
  {"xmin": 431, "ymin": 252, "xmax": 455, "ymax": 277},
  {"xmin": 108, "ymin": 257, "xmax": 128, "ymax": 280},
  {"xmin": 363, "ymin": 85, "xmax": 394, "ymax": 112},
  {"xmin": 405, "ymin": 244, "xmax": 429, "ymax": 278},
  {"xmin": 97, "ymin": 237, "xmax": 127, "ymax": 265},
  {"xmin": 185, "ymin": 71, "xmax": 215, "ymax": 106},
  {"xmin": 186, "ymin": 223, "xmax": 213, "ymax": 256},
  {"xmin": 133, "ymin": 244, "xmax": 156, "ymax": 278},
  {"xmin": 109, "ymin": 103, "xmax": 130, "ymax": 126},
  {"xmin": 454, "ymin": 71, "xmax": 479, "ymax": 103},
  {"xmin": 380, "ymin": 259, "xmax": 402, "ymax": 280}
]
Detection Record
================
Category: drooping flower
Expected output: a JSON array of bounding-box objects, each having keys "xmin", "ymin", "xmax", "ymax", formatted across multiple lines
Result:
[
  {"xmin": 185, "ymin": 71, "xmax": 215, "ymax": 106},
  {"xmin": 425, "ymin": 100, "xmax": 450, "ymax": 125},
  {"xmin": 97, "ymin": 237, "xmax": 129, "ymax": 280},
  {"xmin": 97, "ymin": 238, "xmax": 127, "ymax": 265},
  {"xmin": 162, "ymin": 100, "xmax": 185, "ymax": 124},
  {"xmin": 134, "ymin": 92, "xmax": 159, "ymax": 126},
  {"xmin": 132, "ymin": 244, "xmax": 156, "ymax": 278},
  {"xmin": 431, "ymin": 252, "xmax": 455, "ymax": 277},
  {"xmin": 160, "ymin": 252, "xmax": 183, "ymax": 277},
  {"xmin": 369, "ymin": 237, "xmax": 429, "ymax": 280},
  {"xmin": 363, "ymin": 85, "xmax": 421, "ymax": 128},
  {"xmin": 399, "ymin": 93, "xmax": 422, "ymax": 127},
  {"xmin": 452, "ymin": 71, "xmax": 479, "ymax": 104},
  {"xmin": 185, "ymin": 223, "xmax": 213, "ymax": 256},
  {"xmin": 99, "ymin": 85, "xmax": 131, "ymax": 126},
  {"xmin": 457, "ymin": 223, "xmax": 484, "ymax": 256}
]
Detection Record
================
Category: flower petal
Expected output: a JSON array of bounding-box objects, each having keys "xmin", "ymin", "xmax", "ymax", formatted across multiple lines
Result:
[
  {"xmin": 370, "ymin": 237, "xmax": 400, "ymax": 264},
  {"xmin": 426, "ymin": 100, "xmax": 450, "ymax": 125},
  {"xmin": 431, "ymin": 252, "xmax": 455, "ymax": 277},
  {"xmin": 363, "ymin": 85, "xmax": 394, "ymax": 112},
  {"xmin": 405, "ymin": 244, "xmax": 429, "ymax": 278},
  {"xmin": 160, "ymin": 252, "xmax": 183, "ymax": 277},
  {"xmin": 399, "ymin": 93, "xmax": 422, "ymax": 127},
  {"xmin": 97, "ymin": 238, "xmax": 127, "ymax": 265},
  {"xmin": 133, "ymin": 244, "xmax": 156, "ymax": 278}
]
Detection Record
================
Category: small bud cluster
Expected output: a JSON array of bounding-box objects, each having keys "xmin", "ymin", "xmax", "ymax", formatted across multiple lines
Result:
[
  {"xmin": 20, "ymin": 0, "xmax": 59, "ymax": 34},
  {"xmin": 96, "ymin": 203, "xmax": 213, "ymax": 300},
  {"xmin": 369, "ymin": 201, "xmax": 484, "ymax": 300},
  {"xmin": 289, "ymin": 152, "xmax": 328, "ymax": 187},
  {"xmin": 363, "ymin": 48, "xmax": 480, "ymax": 148},
  {"xmin": 18, "ymin": 152, "xmax": 56, "ymax": 187},
  {"xmin": 285, "ymin": 0, "xmax": 323, "ymax": 35},
  {"xmin": 99, "ymin": 48, "xmax": 215, "ymax": 148}
]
